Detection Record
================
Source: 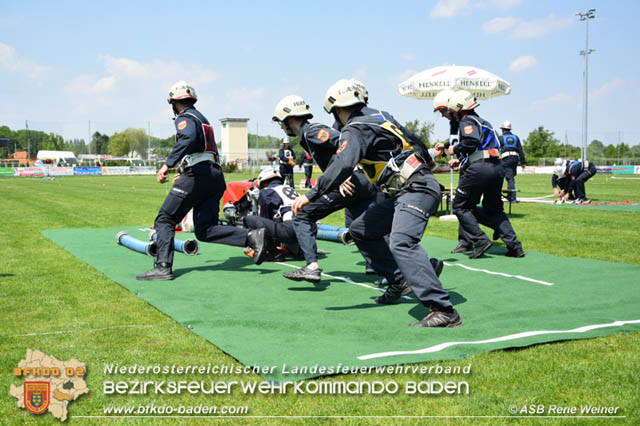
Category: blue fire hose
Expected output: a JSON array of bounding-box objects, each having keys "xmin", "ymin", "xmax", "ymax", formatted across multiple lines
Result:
[
  {"xmin": 316, "ymin": 223, "xmax": 354, "ymax": 245},
  {"xmin": 116, "ymin": 232, "xmax": 157, "ymax": 257},
  {"xmin": 149, "ymin": 230, "xmax": 200, "ymax": 256}
]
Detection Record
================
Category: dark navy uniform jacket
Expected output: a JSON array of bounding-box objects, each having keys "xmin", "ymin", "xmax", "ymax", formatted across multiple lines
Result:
[
  {"xmin": 453, "ymin": 112, "xmax": 497, "ymax": 157},
  {"xmin": 305, "ymin": 107, "xmax": 432, "ymax": 203},
  {"xmin": 299, "ymin": 122, "xmax": 340, "ymax": 171},
  {"xmin": 279, "ymin": 147, "xmax": 296, "ymax": 165},
  {"xmin": 165, "ymin": 106, "xmax": 212, "ymax": 168},
  {"xmin": 567, "ymin": 160, "xmax": 592, "ymax": 176},
  {"xmin": 565, "ymin": 160, "xmax": 596, "ymax": 192},
  {"xmin": 498, "ymin": 130, "xmax": 526, "ymax": 165},
  {"xmin": 551, "ymin": 174, "xmax": 569, "ymax": 190}
]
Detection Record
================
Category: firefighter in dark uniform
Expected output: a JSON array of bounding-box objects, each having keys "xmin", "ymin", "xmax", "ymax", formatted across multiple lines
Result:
[
  {"xmin": 279, "ymin": 139, "xmax": 296, "ymax": 188},
  {"xmin": 243, "ymin": 167, "xmax": 301, "ymax": 258},
  {"xmin": 433, "ymin": 89, "xmax": 475, "ymax": 250},
  {"xmin": 291, "ymin": 79, "xmax": 460, "ymax": 328},
  {"xmin": 136, "ymin": 81, "xmax": 271, "ymax": 280},
  {"xmin": 272, "ymin": 94, "xmax": 386, "ymax": 283},
  {"xmin": 444, "ymin": 90, "xmax": 524, "ymax": 259},
  {"xmin": 300, "ymin": 151, "xmax": 314, "ymax": 188},
  {"xmin": 498, "ymin": 121, "xmax": 526, "ymax": 202},
  {"xmin": 561, "ymin": 160, "xmax": 596, "ymax": 204},
  {"xmin": 552, "ymin": 158, "xmax": 574, "ymax": 202}
]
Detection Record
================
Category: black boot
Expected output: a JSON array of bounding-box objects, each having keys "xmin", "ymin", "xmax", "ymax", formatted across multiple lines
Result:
[
  {"xmin": 375, "ymin": 280, "xmax": 411, "ymax": 304},
  {"xmin": 410, "ymin": 309, "xmax": 462, "ymax": 327},
  {"xmin": 451, "ymin": 241, "xmax": 472, "ymax": 254},
  {"xmin": 246, "ymin": 229, "xmax": 273, "ymax": 265},
  {"xmin": 136, "ymin": 262, "xmax": 173, "ymax": 281},
  {"xmin": 469, "ymin": 241, "xmax": 493, "ymax": 259},
  {"xmin": 282, "ymin": 266, "xmax": 323, "ymax": 283},
  {"xmin": 506, "ymin": 247, "xmax": 525, "ymax": 258}
]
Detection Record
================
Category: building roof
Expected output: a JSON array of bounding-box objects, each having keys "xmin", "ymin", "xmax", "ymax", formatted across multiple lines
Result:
[{"xmin": 219, "ymin": 118, "xmax": 250, "ymax": 123}]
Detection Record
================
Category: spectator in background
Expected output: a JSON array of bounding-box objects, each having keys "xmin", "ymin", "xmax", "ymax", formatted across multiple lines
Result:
[
  {"xmin": 498, "ymin": 121, "xmax": 526, "ymax": 203},
  {"xmin": 300, "ymin": 150, "xmax": 314, "ymax": 188},
  {"xmin": 279, "ymin": 139, "xmax": 296, "ymax": 188}
]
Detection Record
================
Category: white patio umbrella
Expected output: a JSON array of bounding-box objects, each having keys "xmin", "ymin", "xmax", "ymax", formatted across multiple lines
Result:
[{"xmin": 398, "ymin": 65, "xmax": 511, "ymax": 100}]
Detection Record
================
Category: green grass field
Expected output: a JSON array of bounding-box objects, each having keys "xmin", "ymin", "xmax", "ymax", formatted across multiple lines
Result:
[{"xmin": 1, "ymin": 171, "xmax": 639, "ymax": 425}]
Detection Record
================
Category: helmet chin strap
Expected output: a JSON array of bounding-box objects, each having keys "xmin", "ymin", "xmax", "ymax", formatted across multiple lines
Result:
[
  {"xmin": 171, "ymin": 102, "xmax": 180, "ymax": 117},
  {"xmin": 332, "ymin": 111, "xmax": 342, "ymax": 127},
  {"xmin": 283, "ymin": 119, "xmax": 296, "ymax": 137}
]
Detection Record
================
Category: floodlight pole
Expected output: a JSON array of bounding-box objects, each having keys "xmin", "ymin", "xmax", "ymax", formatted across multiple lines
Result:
[{"xmin": 577, "ymin": 9, "xmax": 595, "ymax": 163}]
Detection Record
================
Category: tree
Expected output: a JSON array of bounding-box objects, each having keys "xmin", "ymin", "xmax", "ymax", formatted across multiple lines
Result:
[
  {"xmin": 588, "ymin": 139, "xmax": 605, "ymax": 159},
  {"xmin": 404, "ymin": 119, "xmax": 434, "ymax": 148},
  {"xmin": 109, "ymin": 132, "xmax": 130, "ymax": 156},
  {"xmin": 108, "ymin": 128, "xmax": 148, "ymax": 157},
  {"xmin": 523, "ymin": 126, "xmax": 562, "ymax": 160},
  {"xmin": 604, "ymin": 144, "xmax": 617, "ymax": 159},
  {"xmin": 64, "ymin": 138, "xmax": 87, "ymax": 156},
  {"xmin": 43, "ymin": 133, "xmax": 64, "ymax": 151},
  {"xmin": 90, "ymin": 132, "xmax": 110, "ymax": 155}
]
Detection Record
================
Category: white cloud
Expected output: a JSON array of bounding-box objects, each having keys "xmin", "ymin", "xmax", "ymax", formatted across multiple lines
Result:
[
  {"xmin": 100, "ymin": 55, "xmax": 146, "ymax": 77},
  {"xmin": 430, "ymin": 0, "xmax": 471, "ymax": 18},
  {"xmin": 92, "ymin": 76, "xmax": 116, "ymax": 93},
  {"xmin": 509, "ymin": 14, "xmax": 573, "ymax": 39},
  {"xmin": 64, "ymin": 55, "xmax": 220, "ymax": 98},
  {"xmin": 591, "ymin": 78, "xmax": 623, "ymax": 100},
  {"xmin": 391, "ymin": 69, "xmax": 420, "ymax": 83},
  {"xmin": 402, "ymin": 54, "xmax": 416, "ymax": 61},
  {"xmin": 492, "ymin": 0, "xmax": 522, "ymax": 8},
  {"xmin": 532, "ymin": 92, "xmax": 573, "ymax": 108},
  {"xmin": 0, "ymin": 42, "xmax": 51, "ymax": 80},
  {"xmin": 430, "ymin": 0, "xmax": 520, "ymax": 19},
  {"xmin": 509, "ymin": 55, "xmax": 537, "ymax": 72},
  {"xmin": 223, "ymin": 87, "xmax": 266, "ymax": 115},
  {"xmin": 483, "ymin": 16, "xmax": 520, "ymax": 33}
]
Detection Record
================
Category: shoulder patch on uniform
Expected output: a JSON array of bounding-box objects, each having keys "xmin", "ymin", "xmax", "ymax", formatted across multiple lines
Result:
[
  {"xmin": 177, "ymin": 120, "xmax": 188, "ymax": 131},
  {"xmin": 463, "ymin": 125, "xmax": 474, "ymax": 135},
  {"xmin": 336, "ymin": 139, "xmax": 348, "ymax": 154},
  {"xmin": 317, "ymin": 129, "xmax": 330, "ymax": 142}
]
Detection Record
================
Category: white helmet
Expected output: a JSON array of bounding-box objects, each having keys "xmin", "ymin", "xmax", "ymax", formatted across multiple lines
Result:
[
  {"xmin": 323, "ymin": 79, "xmax": 366, "ymax": 113},
  {"xmin": 272, "ymin": 95, "xmax": 313, "ymax": 123},
  {"xmin": 167, "ymin": 80, "xmax": 197, "ymax": 104},
  {"xmin": 350, "ymin": 78, "xmax": 369, "ymax": 104},
  {"xmin": 553, "ymin": 158, "xmax": 566, "ymax": 177},
  {"xmin": 501, "ymin": 120, "xmax": 512, "ymax": 130},
  {"xmin": 553, "ymin": 165, "xmax": 565, "ymax": 177},
  {"xmin": 433, "ymin": 89, "xmax": 455, "ymax": 112},
  {"xmin": 448, "ymin": 90, "xmax": 478, "ymax": 113},
  {"xmin": 257, "ymin": 167, "xmax": 281, "ymax": 188}
]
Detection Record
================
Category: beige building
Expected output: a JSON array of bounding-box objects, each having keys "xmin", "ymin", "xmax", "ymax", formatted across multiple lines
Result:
[{"xmin": 219, "ymin": 118, "xmax": 249, "ymax": 165}]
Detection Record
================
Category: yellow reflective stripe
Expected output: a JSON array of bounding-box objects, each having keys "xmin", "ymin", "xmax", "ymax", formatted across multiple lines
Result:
[
  {"xmin": 380, "ymin": 121, "xmax": 412, "ymax": 152},
  {"xmin": 351, "ymin": 120, "xmax": 415, "ymax": 184},
  {"xmin": 358, "ymin": 159, "xmax": 387, "ymax": 183}
]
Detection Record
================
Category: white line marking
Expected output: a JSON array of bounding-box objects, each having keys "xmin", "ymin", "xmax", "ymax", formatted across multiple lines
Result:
[
  {"xmin": 518, "ymin": 197, "xmax": 557, "ymax": 204},
  {"xmin": 611, "ymin": 175, "xmax": 640, "ymax": 180},
  {"xmin": 443, "ymin": 262, "xmax": 554, "ymax": 286},
  {"xmin": 10, "ymin": 324, "xmax": 159, "ymax": 338},
  {"xmin": 276, "ymin": 262, "xmax": 413, "ymax": 300},
  {"xmin": 357, "ymin": 319, "xmax": 640, "ymax": 360}
]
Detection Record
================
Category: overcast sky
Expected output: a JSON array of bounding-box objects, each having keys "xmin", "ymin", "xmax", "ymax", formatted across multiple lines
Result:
[{"xmin": 1, "ymin": 0, "xmax": 639, "ymax": 146}]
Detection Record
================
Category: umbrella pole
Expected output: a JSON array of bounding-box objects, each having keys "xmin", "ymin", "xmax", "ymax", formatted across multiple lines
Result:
[{"xmin": 440, "ymin": 166, "xmax": 458, "ymax": 222}]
